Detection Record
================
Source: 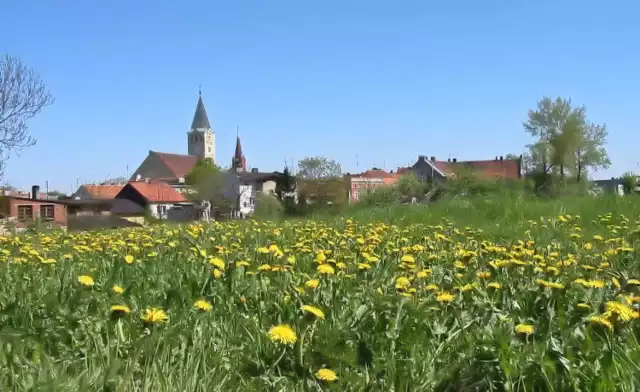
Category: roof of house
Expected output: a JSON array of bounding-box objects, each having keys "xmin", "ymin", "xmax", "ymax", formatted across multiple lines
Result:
[
  {"xmin": 349, "ymin": 169, "xmax": 398, "ymax": 179},
  {"xmin": 191, "ymin": 94, "xmax": 212, "ymax": 129},
  {"xmin": 80, "ymin": 184, "xmax": 124, "ymax": 199},
  {"xmin": 432, "ymin": 159, "xmax": 520, "ymax": 179},
  {"xmin": 151, "ymin": 151, "xmax": 198, "ymax": 179},
  {"xmin": 125, "ymin": 181, "xmax": 188, "ymax": 203},
  {"xmin": 237, "ymin": 171, "xmax": 281, "ymax": 183}
]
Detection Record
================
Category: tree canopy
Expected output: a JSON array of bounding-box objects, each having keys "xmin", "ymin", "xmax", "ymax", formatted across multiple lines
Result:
[
  {"xmin": 296, "ymin": 156, "xmax": 342, "ymax": 179},
  {"xmin": 0, "ymin": 53, "xmax": 54, "ymax": 180},
  {"xmin": 523, "ymin": 96, "xmax": 610, "ymax": 184}
]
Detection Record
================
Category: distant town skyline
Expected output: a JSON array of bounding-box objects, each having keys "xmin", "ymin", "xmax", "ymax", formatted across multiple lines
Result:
[{"xmin": 2, "ymin": 0, "xmax": 639, "ymax": 192}]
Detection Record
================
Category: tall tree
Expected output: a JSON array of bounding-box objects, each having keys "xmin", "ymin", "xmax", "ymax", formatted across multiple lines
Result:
[
  {"xmin": 0, "ymin": 53, "xmax": 54, "ymax": 179},
  {"xmin": 275, "ymin": 166, "xmax": 296, "ymax": 201},
  {"xmin": 523, "ymin": 97, "xmax": 578, "ymax": 175},
  {"xmin": 548, "ymin": 110, "xmax": 584, "ymax": 178},
  {"xmin": 572, "ymin": 122, "xmax": 610, "ymax": 182},
  {"xmin": 296, "ymin": 156, "xmax": 342, "ymax": 179}
]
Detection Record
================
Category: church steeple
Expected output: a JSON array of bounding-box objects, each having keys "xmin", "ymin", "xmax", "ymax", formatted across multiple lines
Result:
[
  {"xmin": 187, "ymin": 88, "xmax": 215, "ymax": 162},
  {"xmin": 191, "ymin": 92, "xmax": 212, "ymax": 130},
  {"xmin": 231, "ymin": 126, "xmax": 247, "ymax": 172}
]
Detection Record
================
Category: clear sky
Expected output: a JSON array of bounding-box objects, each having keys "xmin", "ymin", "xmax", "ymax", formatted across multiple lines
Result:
[{"xmin": 2, "ymin": 0, "xmax": 639, "ymax": 193}]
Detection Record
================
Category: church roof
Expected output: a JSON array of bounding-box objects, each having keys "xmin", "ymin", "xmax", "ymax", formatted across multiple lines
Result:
[
  {"xmin": 152, "ymin": 151, "xmax": 198, "ymax": 179},
  {"xmin": 234, "ymin": 136, "xmax": 244, "ymax": 161},
  {"xmin": 190, "ymin": 95, "xmax": 212, "ymax": 130}
]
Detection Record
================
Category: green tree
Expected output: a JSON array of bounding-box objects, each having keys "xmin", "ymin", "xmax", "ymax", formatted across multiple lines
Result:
[
  {"xmin": 572, "ymin": 122, "xmax": 610, "ymax": 182},
  {"xmin": 296, "ymin": 156, "xmax": 342, "ymax": 179},
  {"xmin": 523, "ymin": 96, "xmax": 610, "ymax": 186},
  {"xmin": 185, "ymin": 158, "xmax": 231, "ymax": 211},
  {"xmin": 0, "ymin": 53, "xmax": 55, "ymax": 180},
  {"xmin": 275, "ymin": 166, "xmax": 296, "ymax": 200}
]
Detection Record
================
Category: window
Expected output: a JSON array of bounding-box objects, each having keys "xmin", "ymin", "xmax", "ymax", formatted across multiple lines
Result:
[
  {"xmin": 207, "ymin": 146, "xmax": 211, "ymax": 152},
  {"xmin": 40, "ymin": 205, "xmax": 55, "ymax": 220},
  {"xmin": 250, "ymin": 196, "xmax": 255, "ymax": 205},
  {"xmin": 17, "ymin": 205, "xmax": 33, "ymax": 221},
  {"xmin": 156, "ymin": 205, "xmax": 167, "ymax": 217}
]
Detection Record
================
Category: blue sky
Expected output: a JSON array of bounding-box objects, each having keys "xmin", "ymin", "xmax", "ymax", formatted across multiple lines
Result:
[{"xmin": 2, "ymin": 0, "xmax": 639, "ymax": 193}]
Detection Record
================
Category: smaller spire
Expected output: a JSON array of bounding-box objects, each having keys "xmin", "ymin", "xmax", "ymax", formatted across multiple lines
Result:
[{"xmin": 232, "ymin": 129, "xmax": 247, "ymax": 172}]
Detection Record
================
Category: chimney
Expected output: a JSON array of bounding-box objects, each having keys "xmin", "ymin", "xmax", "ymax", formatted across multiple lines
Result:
[
  {"xmin": 452, "ymin": 158, "xmax": 457, "ymax": 163},
  {"xmin": 495, "ymin": 156, "xmax": 498, "ymax": 161},
  {"xmin": 251, "ymin": 168, "xmax": 259, "ymax": 173},
  {"xmin": 447, "ymin": 158, "xmax": 451, "ymax": 162},
  {"xmin": 430, "ymin": 156, "xmax": 436, "ymax": 162},
  {"xmin": 500, "ymin": 156, "xmax": 504, "ymax": 161},
  {"xmin": 31, "ymin": 185, "xmax": 40, "ymax": 200},
  {"xmin": 418, "ymin": 155, "xmax": 426, "ymax": 161}
]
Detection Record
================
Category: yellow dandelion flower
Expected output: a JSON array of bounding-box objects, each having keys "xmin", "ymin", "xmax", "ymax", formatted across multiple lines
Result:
[
  {"xmin": 41, "ymin": 258, "xmax": 56, "ymax": 264},
  {"xmin": 209, "ymin": 257, "xmax": 225, "ymax": 270},
  {"xmin": 301, "ymin": 305, "xmax": 325, "ymax": 320},
  {"xmin": 515, "ymin": 324, "xmax": 534, "ymax": 335},
  {"xmin": 124, "ymin": 255, "xmax": 134, "ymax": 264},
  {"xmin": 315, "ymin": 368, "xmax": 338, "ymax": 382},
  {"xmin": 142, "ymin": 308, "xmax": 168, "ymax": 324},
  {"xmin": 317, "ymin": 264, "xmax": 335, "ymax": 275},
  {"xmin": 487, "ymin": 282, "xmax": 501, "ymax": 289},
  {"xmin": 267, "ymin": 324, "xmax": 297, "ymax": 345},
  {"xmin": 395, "ymin": 276, "xmax": 411, "ymax": 290},
  {"xmin": 305, "ymin": 279, "xmax": 320, "ymax": 289},
  {"xmin": 605, "ymin": 301, "xmax": 639, "ymax": 321},
  {"xmin": 588, "ymin": 315, "xmax": 613, "ymax": 330},
  {"xmin": 401, "ymin": 254, "xmax": 415, "ymax": 263},
  {"xmin": 213, "ymin": 268, "xmax": 223, "ymax": 279},
  {"xmin": 112, "ymin": 285, "xmax": 125, "ymax": 294},
  {"xmin": 436, "ymin": 292, "xmax": 454, "ymax": 303},
  {"xmin": 194, "ymin": 299, "xmax": 213, "ymax": 312},
  {"xmin": 78, "ymin": 275, "xmax": 94, "ymax": 287},
  {"xmin": 110, "ymin": 305, "xmax": 131, "ymax": 315}
]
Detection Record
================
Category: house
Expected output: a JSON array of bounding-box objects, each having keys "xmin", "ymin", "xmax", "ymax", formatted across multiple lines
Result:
[
  {"xmin": 71, "ymin": 184, "xmax": 124, "ymax": 200},
  {"xmin": 345, "ymin": 169, "xmax": 400, "ymax": 202},
  {"xmin": 57, "ymin": 197, "xmax": 147, "ymax": 230},
  {"xmin": 0, "ymin": 185, "xmax": 68, "ymax": 229},
  {"xmin": 115, "ymin": 180, "xmax": 194, "ymax": 220},
  {"xmin": 402, "ymin": 155, "xmax": 522, "ymax": 182}
]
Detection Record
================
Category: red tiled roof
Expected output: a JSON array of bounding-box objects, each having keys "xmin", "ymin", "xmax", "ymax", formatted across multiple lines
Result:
[
  {"xmin": 396, "ymin": 167, "xmax": 411, "ymax": 175},
  {"xmin": 349, "ymin": 169, "xmax": 398, "ymax": 179},
  {"xmin": 82, "ymin": 184, "xmax": 124, "ymax": 199},
  {"xmin": 152, "ymin": 151, "xmax": 198, "ymax": 179},
  {"xmin": 127, "ymin": 181, "xmax": 188, "ymax": 203},
  {"xmin": 432, "ymin": 159, "xmax": 520, "ymax": 179}
]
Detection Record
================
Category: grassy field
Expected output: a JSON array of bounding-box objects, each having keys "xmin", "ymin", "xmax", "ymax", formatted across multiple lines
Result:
[{"xmin": 1, "ymin": 195, "xmax": 640, "ymax": 391}]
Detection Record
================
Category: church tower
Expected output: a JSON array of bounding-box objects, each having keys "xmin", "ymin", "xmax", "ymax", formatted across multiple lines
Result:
[
  {"xmin": 231, "ymin": 127, "xmax": 247, "ymax": 172},
  {"xmin": 187, "ymin": 90, "xmax": 215, "ymax": 162}
]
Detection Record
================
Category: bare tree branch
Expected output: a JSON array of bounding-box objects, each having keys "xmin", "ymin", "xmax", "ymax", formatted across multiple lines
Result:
[{"xmin": 0, "ymin": 53, "xmax": 55, "ymax": 179}]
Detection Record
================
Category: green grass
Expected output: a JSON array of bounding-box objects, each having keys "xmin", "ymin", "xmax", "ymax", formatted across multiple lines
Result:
[{"xmin": 1, "ymin": 194, "xmax": 640, "ymax": 391}]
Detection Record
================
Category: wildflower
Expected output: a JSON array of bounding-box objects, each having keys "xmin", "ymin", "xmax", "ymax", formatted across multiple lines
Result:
[
  {"xmin": 358, "ymin": 263, "xmax": 371, "ymax": 270},
  {"xmin": 315, "ymin": 368, "xmax": 338, "ymax": 382},
  {"xmin": 142, "ymin": 308, "xmax": 168, "ymax": 324},
  {"xmin": 395, "ymin": 277, "xmax": 411, "ymax": 290},
  {"xmin": 78, "ymin": 275, "xmax": 95, "ymax": 287},
  {"xmin": 124, "ymin": 255, "xmax": 134, "ymax": 264},
  {"xmin": 305, "ymin": 279, "xmax": 320, "ymax": 289},
  {"xmin": 536, "ymin": 279, "xmax": 564, "ymax": 290},
  {"xmin": 436, "ymin": 292, "xmax": 454, "ymax": 303},
  {"xmin": 588, "ymin": 315, "xmax": 613, "ymax": 330},
  {"xmin": 476, "ymin": 271, "xmax": 491, "ymax": 279},
  {"xmin": 515, "ymin": 324, "xmax": 534, "ymax": 336},
  {"xmin": 209, "ymin": 257, "xmax": 225, "ymax": 270},
  {"xmin": 194, "ymin": 299, "xmax": 213, "ymax": 312},
  {"xmin": 605, "ymin": 301, "xmax": 639, "ymax": 321},
  {"xmin": 267, "ymin": 324, "xmax": 297, "ymax": 345},
  {"xmin": 213, "ymin": 269, "xmax": 223, "ymax": 279},
  {"xmin": 301, "ymin": 305, "xmax": 325, "ymax": 320},
  {"xmin": 112, "ymin": 285, "xmax": 125, "ymax": 294},
  {"xmin": 401, "ymin": 254, "xmax": 415, "ymax": 263},
  {"xmin": 110, "ymin": 305, "xmax": 131, "ymax": 316},
  {"xmin": 41, "ymin": 258, "xmax": 56, "ymax": 264},
  {"xmin": 317, "ymin": 264, "xmax": 335, "ymax": 275},
  {"xmin": 487, "ymin": 282, "xmax": 501, "ymax": 289}
]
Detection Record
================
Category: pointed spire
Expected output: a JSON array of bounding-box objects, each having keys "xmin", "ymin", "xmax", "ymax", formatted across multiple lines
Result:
[
  {"xmin": 232, "ymin": 127, "xmax": 247, "ymax": 172},
  {"xmin": 191, "ymin": 91, "xmax": 211, "ymax": 130}
]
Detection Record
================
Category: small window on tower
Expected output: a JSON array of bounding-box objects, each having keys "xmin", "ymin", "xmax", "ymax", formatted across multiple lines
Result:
[{"xmin": 207, "ymin": 146, "xmax": 211, "ymax": 152}]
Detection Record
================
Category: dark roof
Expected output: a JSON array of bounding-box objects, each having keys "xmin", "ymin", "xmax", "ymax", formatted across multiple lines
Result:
[
  {"xmin": 237, "ymin": 171, "xmax": 282, "ymax": 183},
  {"xmin": 191, "ymin": 95, "xmax": 211, "ymax": 129},
  {"xmin": 432, "ymin": 159, "xmax": 520, "ymax": 179}
]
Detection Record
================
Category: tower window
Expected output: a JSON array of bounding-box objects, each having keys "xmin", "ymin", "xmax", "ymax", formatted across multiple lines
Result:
[{"xmin": 207, "ymin": 146, "xmax": 211, "ymax": 152}]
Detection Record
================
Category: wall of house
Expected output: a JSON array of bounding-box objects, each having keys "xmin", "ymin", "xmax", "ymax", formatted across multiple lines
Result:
[
  {"xmin": 129, "ymin": 153, "xmax": 175, "ymax": 181},
  {"xmin": 7, "ymin": 199, "xmax": 67, "ymax": 225},
  {"xmin": 261, "ymin": 180, "xmax": 276, "ymax": 195},
  {"xmin": 349, "ymin": 178, "xmax": 385, "ymax": 202},
  {"xmin": 148, "ymin": 203, "xmax": 195, "ymax": 220}
]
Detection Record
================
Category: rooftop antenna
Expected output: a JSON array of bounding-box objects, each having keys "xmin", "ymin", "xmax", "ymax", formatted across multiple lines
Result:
[
  {"xmin": 356, "ymin": 154, "xmax": 359, "ymax": 170},
  {"xmin": 198, "ymin": 84, "xmax": 202, "ymax": 96},
  {"xmin": 237, "ymin": 125, "xmax": 240, "ymax": 138}
]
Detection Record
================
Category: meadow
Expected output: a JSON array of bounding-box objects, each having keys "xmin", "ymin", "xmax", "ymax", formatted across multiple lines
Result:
[{"xmin": 1, "ymin": 195, "xmax": 640, "ymax": 391}]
